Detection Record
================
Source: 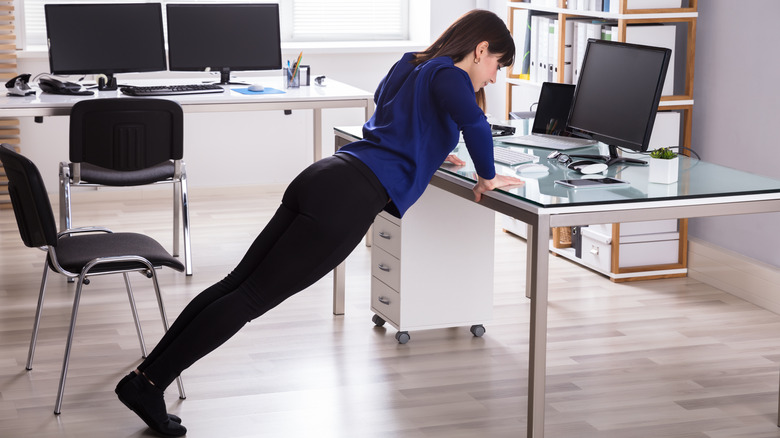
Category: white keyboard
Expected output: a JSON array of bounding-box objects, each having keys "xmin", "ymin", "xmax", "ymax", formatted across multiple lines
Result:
[
  {"xmin": 500, "ymin": 134, "xmax": 596, "ymax": 150},
  {"xmin": 493, "ymin": 147, "xmax": 539, "ymax": 166}
]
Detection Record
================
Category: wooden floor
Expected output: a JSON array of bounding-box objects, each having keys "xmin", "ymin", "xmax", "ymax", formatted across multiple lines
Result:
[{"xmin": 2, "ymin": 186, "xmax": 780, "ymax": 438}]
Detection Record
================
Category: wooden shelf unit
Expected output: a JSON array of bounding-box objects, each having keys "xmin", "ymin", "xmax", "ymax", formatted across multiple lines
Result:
[{"xmin": 504, "ymin": 0, "xmax": 697, "ymax": 281}]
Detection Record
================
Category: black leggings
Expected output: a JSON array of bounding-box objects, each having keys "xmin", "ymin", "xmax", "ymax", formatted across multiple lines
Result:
[{"xmin": 138, "ymin": 154, "xmax": 389, "ymax": 389}]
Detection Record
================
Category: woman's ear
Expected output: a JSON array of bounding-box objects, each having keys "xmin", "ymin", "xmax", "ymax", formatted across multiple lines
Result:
[{"xmin": 474, "ymin": 41, "xmax": 490, "ymax": 63}]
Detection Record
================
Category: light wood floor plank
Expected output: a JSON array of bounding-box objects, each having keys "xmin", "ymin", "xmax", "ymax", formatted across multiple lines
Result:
[{"xmin": 1, "ymin": 187, "xmax": 779, "ymax": 437}]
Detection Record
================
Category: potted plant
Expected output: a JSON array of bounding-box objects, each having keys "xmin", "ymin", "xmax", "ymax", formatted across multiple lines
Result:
[{"xmin": 648, "ymin": 147, "xmax": 679, "ymax": 184}]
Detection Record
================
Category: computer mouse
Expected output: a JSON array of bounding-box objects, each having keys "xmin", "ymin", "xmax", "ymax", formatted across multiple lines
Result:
[
  {"xmin": 248, "ymin": 84, "xmax": 264, "ymax": 92},
  {"xmin": 515, "ymin": 163, "xmax": 549, "ymax": 175}
]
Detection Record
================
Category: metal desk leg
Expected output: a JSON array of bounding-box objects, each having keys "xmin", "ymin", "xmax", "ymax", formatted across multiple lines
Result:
[
  {"xmin": 333, "ymin": 261, "xmax": 345, "ymax": 315},
  {"xmin": 527, "ymin": 215, "xmax": 550, "ymax": 438},
  {"xmin": 526, "ymin": 223, "xmax": 533, "ymax": 299},
  {"xmin": 313, "ymin": 108, "xmax": 323, "ymax": 162}
]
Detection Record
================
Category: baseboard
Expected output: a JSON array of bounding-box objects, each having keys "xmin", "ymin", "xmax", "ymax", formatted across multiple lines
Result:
[{"xmin": 688, "ymin": 237, "xmax": 780, "ymax": 315}]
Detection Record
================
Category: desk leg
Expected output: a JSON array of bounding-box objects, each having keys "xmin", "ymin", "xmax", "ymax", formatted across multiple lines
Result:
[
  {"xmin": 313, "ymin": 108, "xmax": 323, "ymax": 162},
  {"xmin": 527, "ymin": 215, "xmax": 550, "ymax": 438},
  {"xmin": 333, "ymin": 261, "xmax": 345, "ymax": 315},
  {"xmin": 526, "ymin": 223, "xmax": 533, "ymax": 299}
]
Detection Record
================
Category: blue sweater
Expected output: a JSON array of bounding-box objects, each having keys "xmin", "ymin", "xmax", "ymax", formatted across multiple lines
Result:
[{"xmin": 339, "ymin": 52, "xmax": 496, "ymax": 218}]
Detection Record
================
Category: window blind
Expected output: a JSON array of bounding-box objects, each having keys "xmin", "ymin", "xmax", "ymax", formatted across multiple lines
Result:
[{"xmin": 20, "ymin": 0, "xmax": 409, "ymax": 49}]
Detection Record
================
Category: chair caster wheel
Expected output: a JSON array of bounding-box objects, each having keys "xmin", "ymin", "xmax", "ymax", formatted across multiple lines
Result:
[
  {"xmin": 395, "ymin": 331, "xmax": 410, "ymax": 344},
  {"xmin": 470, "ymin": 324, "xmax": 486, "ymax": 337}
]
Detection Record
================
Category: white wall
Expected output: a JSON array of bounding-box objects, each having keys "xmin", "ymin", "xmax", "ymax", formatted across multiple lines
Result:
[{"xmin": 688, "ymin": 1, "xmax": 780, "ymax": 268}]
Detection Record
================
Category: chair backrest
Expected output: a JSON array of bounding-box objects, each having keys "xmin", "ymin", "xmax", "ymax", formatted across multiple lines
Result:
[
  {"xmin": 69, "ymin": 98, "xmax": 184, "ymax": 171},
  {"xmin": 0, "ymin": 144, "xmax": 59, "ymax": 248}
]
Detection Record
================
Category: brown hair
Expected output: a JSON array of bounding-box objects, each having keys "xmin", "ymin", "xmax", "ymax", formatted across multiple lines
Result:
[{"xmin": 413, "ymin": 9, "xmax": 515, "ymax": 110}]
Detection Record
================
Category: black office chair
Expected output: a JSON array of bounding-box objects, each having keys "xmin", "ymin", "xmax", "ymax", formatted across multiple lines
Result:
[
  {"xmin": 0, "ymin": 144, "xmax": 186, "ymax": 414},
  {"xmin": 59, "ymin": 98, "xmax": 192, "ymax": 275}
]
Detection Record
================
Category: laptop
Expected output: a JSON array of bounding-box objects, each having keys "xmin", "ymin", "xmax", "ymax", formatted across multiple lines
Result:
[{"xmin": 499, "ymin": 82, "xmax": 596, "ymax": 150}]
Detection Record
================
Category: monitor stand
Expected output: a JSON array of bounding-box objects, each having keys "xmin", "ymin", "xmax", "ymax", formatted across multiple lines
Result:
[
  {"xmin": 572, "ymin": 145, "xmax": 647, "ymax": 166},
  {"xmin": 213, "ymin": 68, "xmax": 249, "ymax": 86}
]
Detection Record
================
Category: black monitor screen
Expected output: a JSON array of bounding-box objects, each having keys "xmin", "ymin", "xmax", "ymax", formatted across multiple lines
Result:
[
  {"xmin": 567, "ymin": 39, "xmax": 671, "ymax": 165},
  {"xmin": 166, "ymin": 4, "xmax": 282, "ymax": 84},
  {"xmin": 45, "ymin": 3, "xmax": 167, "ymax": 77}
]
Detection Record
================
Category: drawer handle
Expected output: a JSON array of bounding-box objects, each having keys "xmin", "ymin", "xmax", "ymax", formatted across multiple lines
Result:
[
  {"xmin": 590, "ymin": 245, "xmax": 599, "ymax": 255},
  {"xmin": 378, "ymin": 296, "xmax": 391, "ymax": 305},
  {"xmin": 378, "ymin": 263, "xmax": 391, "ymax": 272},
  {"xmin": 378, "ymin": 231, "xmax": 392, "ymax": 240}
]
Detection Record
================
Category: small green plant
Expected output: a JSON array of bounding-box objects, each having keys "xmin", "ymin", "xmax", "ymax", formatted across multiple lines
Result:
[{"xmin": 649, "ymin": 147, "xmax": 678, "ymax": 159}]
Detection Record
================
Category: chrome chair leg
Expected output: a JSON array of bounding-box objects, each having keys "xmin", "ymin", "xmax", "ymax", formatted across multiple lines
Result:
[
  {"xmin": 123, "ymin": 272, "xmax": 148, "ymax": 358},
  {"xmin": 173, "ymin": 181, "xmax": 180, "ymax": 258},
  {"xmin": 58, "ymin": 162, "xmax": 72, "ymax": 233},
  {"xmin": 180, "ymin": 172, "xmax": 192, "ymax": 276},
  {"xmin": 54, "ymin": 273, "xmax": 87, "ymax": 415},
  {"xmin": 149, "ymin": 268, "xmax": 186, "ymax": 399},
  {"xmin": 26, "ymin": 262, "xmax": 50, "ymax": 370}
]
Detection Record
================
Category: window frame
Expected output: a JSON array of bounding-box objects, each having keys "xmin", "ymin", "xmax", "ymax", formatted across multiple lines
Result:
[{"xmin": 16, "ymin": 0, "xmax": 424, "ymax": 52}]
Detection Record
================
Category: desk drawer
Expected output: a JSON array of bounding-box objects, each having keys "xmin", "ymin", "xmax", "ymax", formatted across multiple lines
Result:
[
  {"xmin": 373, "ymin": 214, "xmax": 401, "ymax": 257},
  {"xmin": 371, "ymin": 277, "xmax": 400, "ymax": 325},
  {"xmin": 371, "ymin": 247, "xmax": 400, "ymax": 291}
]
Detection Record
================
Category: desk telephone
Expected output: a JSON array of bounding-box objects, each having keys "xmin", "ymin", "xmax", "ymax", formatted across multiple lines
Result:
[{"xmin": 38, "ymin": 77, "xmax": 93, "ymax": 96}]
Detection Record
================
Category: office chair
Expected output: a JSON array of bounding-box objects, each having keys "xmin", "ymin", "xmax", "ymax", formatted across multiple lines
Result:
[
  {"xmin": 59, "ymin": 98, "xmax": 192, "ymax": 275},
  {"xmin": 0, "ymin": 144, "xmax": 186, "ymax": 414}
]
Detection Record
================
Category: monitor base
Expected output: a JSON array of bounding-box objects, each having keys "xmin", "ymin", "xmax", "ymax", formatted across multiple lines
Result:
[{"xmin": 571, "ymin": 145, "xmax": 647, "ymax": 166}]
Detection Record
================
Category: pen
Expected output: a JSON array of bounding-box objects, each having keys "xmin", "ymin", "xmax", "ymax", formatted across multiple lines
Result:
[{"xmin": 290, "ymin": 51, "xmax": 303, "ymax": 86}]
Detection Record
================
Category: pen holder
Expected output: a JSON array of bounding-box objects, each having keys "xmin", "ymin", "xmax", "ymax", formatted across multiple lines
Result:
[{"xmin": 284, "ymin": 67, "xmax": 300, "ymax": 88}]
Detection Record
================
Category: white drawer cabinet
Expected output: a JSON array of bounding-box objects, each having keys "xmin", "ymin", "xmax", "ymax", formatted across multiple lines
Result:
[{"xmin": 370, "ymin": 185, "xmax": 495, "ymax": 343}]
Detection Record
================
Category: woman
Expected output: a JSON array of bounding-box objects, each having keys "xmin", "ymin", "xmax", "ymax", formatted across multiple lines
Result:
[{"xmin": 115, "ymin": 9, "xmax": 523, "ymax": 436}]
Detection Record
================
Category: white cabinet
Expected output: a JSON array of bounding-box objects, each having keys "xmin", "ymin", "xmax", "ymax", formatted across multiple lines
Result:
[{"xmin": 370, "ymin": 185, "xmax": 495, "ymax": 343}]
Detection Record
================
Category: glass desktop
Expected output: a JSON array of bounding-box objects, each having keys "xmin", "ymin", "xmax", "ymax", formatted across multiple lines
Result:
[
  {"xmin": 335, "ymin": 124, "xmax": 780, "ymax": 209},
  {"xmin": 443, "ymin": 139, "xmax": 780, "ymax": 208}
]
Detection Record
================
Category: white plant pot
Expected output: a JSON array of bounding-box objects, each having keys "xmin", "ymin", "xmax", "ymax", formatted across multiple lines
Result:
[{"xmin": 648, "ymin": 157, "xmax": 679, "ymax": 184}]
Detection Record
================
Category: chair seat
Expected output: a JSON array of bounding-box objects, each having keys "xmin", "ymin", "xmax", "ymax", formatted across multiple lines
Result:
[
  {"xmin": 75, "ymin": 161, "xmax": 175, "ymax": 186},
  {"xmin": 55, "ymin": 232, "xmax": 184, "ymax": 274}
]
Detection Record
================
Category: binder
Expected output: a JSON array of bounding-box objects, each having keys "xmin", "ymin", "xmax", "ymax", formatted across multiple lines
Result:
[
  {"xmin": 530, "ymin": 15, "xmax": 541, "ymax": 83},
  {"xmin": 512, "ymin": 9, "xmax": 532, "ymax": 79}
]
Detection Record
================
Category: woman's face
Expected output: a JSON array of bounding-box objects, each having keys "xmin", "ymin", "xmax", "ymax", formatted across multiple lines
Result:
[{"xmin": 469, "ymin": 52, "xmax": 503, "ymax": 91}]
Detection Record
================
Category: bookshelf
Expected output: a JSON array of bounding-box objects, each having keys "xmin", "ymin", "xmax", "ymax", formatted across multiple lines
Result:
[{"xmin": 504, "ymin": 0, "xmax": 698, "ymax": 281}]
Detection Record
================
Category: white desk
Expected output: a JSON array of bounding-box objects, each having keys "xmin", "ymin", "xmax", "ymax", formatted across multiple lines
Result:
[
  {"xmin": 0, "ymin": 77, "xmax": 374, "ymax": 162},
  {"xmin": 334, "ymin": 126, "xmax": 780, "ymax": 438}
]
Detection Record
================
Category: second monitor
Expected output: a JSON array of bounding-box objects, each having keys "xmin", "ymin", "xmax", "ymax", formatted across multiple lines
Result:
[{"xmin": 166, "ymin": 3, "xmax": 282, "ymax": 85}]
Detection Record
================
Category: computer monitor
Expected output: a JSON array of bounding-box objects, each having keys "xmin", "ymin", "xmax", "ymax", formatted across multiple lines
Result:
[
  {"xmin": 166, "ymin": 4, "xmax": 282, "ymax": 85},
  {"xmin": 45, "ymin": 3, "xmax": 167, "ymax": 90},
  {"xmin": 567, "ymin": 39, "xmax": 672, "ymax": 166}
]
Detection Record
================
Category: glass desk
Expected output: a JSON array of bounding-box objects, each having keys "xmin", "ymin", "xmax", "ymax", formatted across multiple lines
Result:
[{"xmin": 334, "ymin": 126, "xmax": 780, "ymax": 438}]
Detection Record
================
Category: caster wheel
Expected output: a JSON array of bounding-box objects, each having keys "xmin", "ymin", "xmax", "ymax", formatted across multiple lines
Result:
[
  {"xmin": 395, "ymin": 331, "xmax": 410, "ymax": 344},
  {"xmin": 470, "ymin": 324, "xmax": 486, "ymax": 337},
  {"xmin": 372, "ymin": 314, "xmax": 386, "ymax": 327}
]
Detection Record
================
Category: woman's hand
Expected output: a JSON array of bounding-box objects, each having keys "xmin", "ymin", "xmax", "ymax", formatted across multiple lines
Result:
[
  {"xmin": 473, "ymin": 174, "xmax": 525, "ymax": 202},
  {"xmin": 444, "ymin": 154, "xmax": 466, "ymax": 166}
]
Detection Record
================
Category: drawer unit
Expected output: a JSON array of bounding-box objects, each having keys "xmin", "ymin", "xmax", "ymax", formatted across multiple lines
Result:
[{"xmin": 369, "ymin": 185, "xmax": 495, "ymax": 343}]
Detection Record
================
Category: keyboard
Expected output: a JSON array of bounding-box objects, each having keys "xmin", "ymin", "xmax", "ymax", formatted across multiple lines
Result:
[
  {"xmin": 493, "ymin": 147, "xmax": 539, "ymax": 166},
  {"xmin": 499, "ymin": 134, "xmax": 596, "ymax": 150},
  {"xmin": 120, "ymin": 84, "xmax": 225, "ymax": 96}
]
